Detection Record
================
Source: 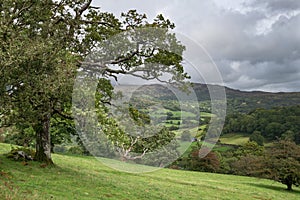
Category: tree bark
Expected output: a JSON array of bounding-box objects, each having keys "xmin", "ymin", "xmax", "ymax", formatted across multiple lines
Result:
[
  {"xmin": 34, "ymin": 114, "xmax": 54, "ymax": 165},
  {"xmin": 287, "ymin": 183, "xmax": 292, "ymax": 191}
]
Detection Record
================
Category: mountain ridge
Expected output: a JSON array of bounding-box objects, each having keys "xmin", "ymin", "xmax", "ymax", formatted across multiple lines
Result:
[{"xmin": 126, "ymin": 83, "xmax": 300, "ymax": 113}]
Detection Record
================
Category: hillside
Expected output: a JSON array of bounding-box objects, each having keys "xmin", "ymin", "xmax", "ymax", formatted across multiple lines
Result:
[
  {"xmin": 1, "ymin": 143, "xmax": 299, "ymax": 200},
  {"xmin": 128, "ymin": 83, "xmax": 300, "ymax": 113}
]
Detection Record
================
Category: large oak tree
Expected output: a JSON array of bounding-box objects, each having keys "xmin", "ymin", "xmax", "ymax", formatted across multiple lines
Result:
[{"xmin": 0, "ymin": 0, "xmax": 188, "ymax": 164}]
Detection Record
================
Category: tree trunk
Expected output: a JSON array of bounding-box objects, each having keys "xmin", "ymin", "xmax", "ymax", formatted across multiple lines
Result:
[
  {"xmin": 34, "ymin": 114, "xmax": 54, "ymax": 165},
  {"xmin": 51, "ymin": 141, "xmax": 54, "ymax": 153},
  {"xmin": 287, "ymin": 183, "xmax": 292, "ymax": 191}
]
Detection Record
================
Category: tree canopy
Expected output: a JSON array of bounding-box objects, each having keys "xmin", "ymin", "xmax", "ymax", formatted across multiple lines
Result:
[
  {"xmin": 0, "ymin": 0, "xmax": 189, "ymax": 164},
  {"xmin": 222, "ymin": 106, "xmax": 300, "ymax": 144}
]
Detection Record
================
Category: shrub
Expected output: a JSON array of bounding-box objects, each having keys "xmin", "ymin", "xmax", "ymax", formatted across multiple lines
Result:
[
  {"xmin": 231, "ymin": 155, "xmax": 265, "ymax": 177},
  {"xmin": 53, "ymin": 145, "xmax": 67, "ymax": 153},
  {"xmin": 249, "ymin": 131, "xmax": 264, "ymax": 146},
  {"xmin": 176, "ymin": 147, "xmax": 221, "ymax": 173},
  {"xmin": 168, "ymin": 125, "xmax": 179, "ymax": 131},
  {"xmin": 67, "ymin": 146, "xmax": 84, "ymax": 155}
]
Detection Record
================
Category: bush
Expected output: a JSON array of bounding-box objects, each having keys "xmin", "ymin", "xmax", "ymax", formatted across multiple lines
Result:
[
  {"xmin": 4, "ymin": 127, "xmax": 35, "ymax": 148},
  {"xmin": 177, "ymin": 147, "xmax": 220, "ymax": 173},
  {"xmin": 249, "ymin": 131, "xmax": 264, "ymax": 146},
  {"xmin": 67, "ymin": 146, "xmax": 84, "ymax": 155},
  {"xmin": 53, "ymin": 145, "xmax": 67, "ymax": 153},
  {"xmin": 189, "ymin": 148, "xmax": 220, "ymax": 173},
  {"xmin": 168, "ymin": 126, "xmax": 179, "ymax": 131},
  {"xmin": 231, "ymin": 155, "xmax": 265, "ymax": 177}
]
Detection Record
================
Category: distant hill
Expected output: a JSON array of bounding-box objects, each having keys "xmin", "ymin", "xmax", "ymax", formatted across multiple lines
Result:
[
  {"xmin": 192, "ymin": 83, "xmax": 300, "ymax": 113},
  {"xmin": 124, "ymin": 83, "xmax": 300, "ymax": 113}
]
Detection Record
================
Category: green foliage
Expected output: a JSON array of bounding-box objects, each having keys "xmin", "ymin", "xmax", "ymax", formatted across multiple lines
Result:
[
  {"xmin": 265, "ymin": 122, "xmax": 284, "ymax": 139},
  {"xmin": 224, "ymin": 139, "xmax": 300, "ymax": 191},
  {"xmin": 234, "ymin": 141, "xmax": 265, "ymax": 158},
  {"xmin": 67, "ymin": 146, "xmax": 84, "ymax": 155},
  {"xmin": 265, "ymin": 140, "xmax": 300, "ymax": 190},
  {"xmin": 53, "ymin": 145, "xmax": 67, "ymax": 154},
  {"xmin": 0, "ymin": 0, "xmax": 85, "ymax": 163},
  {"xmin": 50, "ymin": 117, "xmax": 75, "ymax": 151},
  {"xmin": 231, "ymin": 155, "xmax": 266, "ymax": 177},
  {"xmin": 189, "ymin": 148, "xmax": 220, "ymax": 173},
  {"xmin": 222, "ymin": 105, "xmax": 300, "ymax": 143},
  {"xmin": 168, "ymin": 125, "xmax": 179, "ymax": 131},
  {"xmin": 176, "ymin": 146, "xmax": 220, "ymax": 173},
  {"xmin": 1, "ymin": 1, "xmax": 189, "ymax": 164},
  {"xmin": 4, "ymin": 119, "xmax": 74, "ymax": 152},
  {"xmin": 281, "ymin": 130, "xmax": 295, "ymax": 141},
  {"xmin": 249, "ymin": 131, "xmax": 264, "ymax": 146},
  {"xmin": 4, "ymin": 126, "xmax": 35, "ymax": 147},
  {"xmin": 0, "ymin": 130, "xmax": 4, "ymax": 143},
  {"xmin": 128, "ymin": 105, "xmax": 151, "ymax": 126}
]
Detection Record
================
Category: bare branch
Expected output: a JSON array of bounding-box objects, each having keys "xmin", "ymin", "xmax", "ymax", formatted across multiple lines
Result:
[
  {"xmin": 76, "ymin": 0, "xmax": 92, "ymax": 19},
  {"xmin": 129, "ymin": 148, "xmax": 148, "ymax": 160}
]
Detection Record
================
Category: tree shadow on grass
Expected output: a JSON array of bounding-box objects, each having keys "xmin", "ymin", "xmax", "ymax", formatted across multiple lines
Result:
[{"xmin": 247, "ymin": 183, "xmax": 300, "ymax": 194}]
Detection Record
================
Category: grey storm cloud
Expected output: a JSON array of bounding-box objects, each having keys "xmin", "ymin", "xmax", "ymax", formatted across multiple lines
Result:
[
  {"xmin": 93, "ymin": 0, "xmax": 300, "ymax": 92},
  {"xmin": 249, "ymin": 0, "xmax": 300, "ymax": 12}
]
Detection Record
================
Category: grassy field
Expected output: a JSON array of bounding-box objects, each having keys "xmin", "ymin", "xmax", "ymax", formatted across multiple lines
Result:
[
  {"xmin": 220, "ymin": 134, "xmax": 249, "ymax": 145},
  {"xmin": 1, "ymin": 143, "xmax": 299, "ymax": 200}
]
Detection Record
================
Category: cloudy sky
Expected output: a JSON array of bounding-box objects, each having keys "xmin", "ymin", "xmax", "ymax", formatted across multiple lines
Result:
[{"xmin": 93, "ymin": 0, "xmax": 300, "ymax": 92}]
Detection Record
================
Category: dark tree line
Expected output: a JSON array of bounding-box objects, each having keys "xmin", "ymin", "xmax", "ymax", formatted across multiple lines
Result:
[{"xmin": 222, "ymin": 105, "xmax": 300, "ymax": 144}]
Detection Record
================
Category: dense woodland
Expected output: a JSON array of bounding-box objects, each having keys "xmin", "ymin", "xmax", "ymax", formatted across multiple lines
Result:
[{"xmin": 223, "ymin": 105, "xmax": 300, "ymax": 144}]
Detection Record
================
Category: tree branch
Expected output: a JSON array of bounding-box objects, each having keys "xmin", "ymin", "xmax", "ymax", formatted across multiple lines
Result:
[
  {"xmin": 129, "ymin": 148, "xmax": 148, "ymax": 160},
  {"xmin": 79, "ymin": 19, "xmax": 115, "ymax": 28},
  {"xmin": 105, "ymin": 51, "xmax": 138, "ymax": 65},
  {"xmin": 68, "ymin": 0, "xmax": 92, "ymax": 37},
  {"xmin": 53, "ymin": 108, "xmax": 74, "ymax": 120},
  {"xmin": 76, "ymin": 0, "xmax": 93, "ymax": 20}
]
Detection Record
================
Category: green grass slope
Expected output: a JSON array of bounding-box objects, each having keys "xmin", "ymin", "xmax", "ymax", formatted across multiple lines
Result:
[
  {"xmin": 220, "ymin": 134, "xmax": 249, "ymax": 145},
  {"xmin": 1, "ymin": 143, "xmax": 299, "ymax": 200}
]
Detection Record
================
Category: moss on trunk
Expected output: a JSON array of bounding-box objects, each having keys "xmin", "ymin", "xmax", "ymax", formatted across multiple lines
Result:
[{"xmin": 34, "ymin": 114, "xmax": 54, "ymax": 165}]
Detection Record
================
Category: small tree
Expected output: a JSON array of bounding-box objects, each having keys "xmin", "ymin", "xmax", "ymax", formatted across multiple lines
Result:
[
  {"xmin": 249, "ymin": 131, "xmax": 264, "ymax": 146},
  {"xmin": 231, "ymin": 155, "xmax": 265, "ymax": 177},
  {"xmin": 231, "ymin": 141, "xmax": 266, "ymax": 176},
  {"xmin": 188, "ymin": 147, "xmax": 220, "ymax": 173},
  {"xmin": 265, "ymin": 140, "xmax": 300, "ymax": 191}
]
